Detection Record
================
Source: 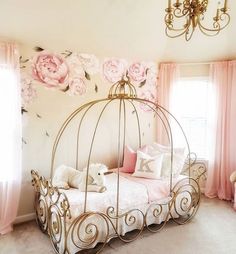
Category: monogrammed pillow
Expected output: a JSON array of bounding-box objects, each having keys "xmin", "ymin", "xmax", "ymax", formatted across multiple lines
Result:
[{"xmin": 132, "ymin": 151, "xmax": 163, "ymax": 179}]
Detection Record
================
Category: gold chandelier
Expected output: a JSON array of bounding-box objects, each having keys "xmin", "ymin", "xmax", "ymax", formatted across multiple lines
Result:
[{"xmin": 165, "ymin": 0, "xmax": 230, "ymax": 41}]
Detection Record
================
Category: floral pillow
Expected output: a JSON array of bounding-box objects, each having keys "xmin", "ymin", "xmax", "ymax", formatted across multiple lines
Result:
[{"xmin": 132, "ymin": 151, "xmax": 163, "ymax": 179}]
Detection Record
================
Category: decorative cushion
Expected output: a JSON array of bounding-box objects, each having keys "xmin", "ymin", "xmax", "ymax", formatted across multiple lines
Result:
[
  {"xmin": 146, "ymin": 143, "xmax": 186, "ymax": 178},
  {"xmin": 161, "ymin": 153, "xmax": 186, "ymax": 178},
  {"xmin": 120, "ymin": 145, "xmax": 147, "ymax": 173},
  {"xmin": 132, "ymin": 151, "xmax": 163, "ymax": 179},
  {"xmin": 120, "ymin": 146, "xmax": 137, "ymax": 173}
]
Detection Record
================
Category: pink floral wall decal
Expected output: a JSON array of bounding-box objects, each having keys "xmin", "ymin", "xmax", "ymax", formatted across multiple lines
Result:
[
  {"xmin": 20, "ymin": 46, "xmax": 158, "ymax": 113},
  {"xmin": 78, "ymin": 53, "xmax": 100, "ymax": 75},
  {"xmin": 128, "ymin": 62, "xmax": 147, "ymax": 85},
  {"xmin": 67, "ymin": 76, "xmax": 87, "ymax": 96},
  {"xmin": 66, "ymin": 53, "xmax": 85, "ymax": 76},
  {"xmin": 102, "ymin": 58, "xmax": 128, "ymax": 83},
  {"xmin": 32, "ymin": 52, "xmax": 69, "ymax": 89}
]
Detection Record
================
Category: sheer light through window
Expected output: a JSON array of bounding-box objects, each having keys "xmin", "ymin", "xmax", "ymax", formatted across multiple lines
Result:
[
  {"xmin": 171, "ymin": 78, "xmax": 209, "ymax": 159},
  {"xmin": 0, "ymin": 68, "xmax": 18, "ymax": 181}
]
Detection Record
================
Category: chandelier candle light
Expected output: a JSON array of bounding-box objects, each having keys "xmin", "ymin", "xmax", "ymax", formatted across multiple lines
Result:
[{"xmin": 165, "ymin": 0, "xmax": 230, "ymax": 41}]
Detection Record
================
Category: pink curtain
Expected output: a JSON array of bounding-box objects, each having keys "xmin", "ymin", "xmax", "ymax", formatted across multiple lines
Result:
[
  {"xmin": 0, "ymin": 42, "xmax": 22, "ymax": 234},
  {"xmin": 157, "ymin": 63, "xmax": 179, "ymax": 144},
  {"xmin": 205, "ymin": 61, "xmax": 236, "ymax": 201}
]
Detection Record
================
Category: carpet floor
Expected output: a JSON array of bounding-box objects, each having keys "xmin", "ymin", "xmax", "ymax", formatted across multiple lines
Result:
[{"xmin": 0, "ymin": 196, "xmax": 235, "ymax": 254}]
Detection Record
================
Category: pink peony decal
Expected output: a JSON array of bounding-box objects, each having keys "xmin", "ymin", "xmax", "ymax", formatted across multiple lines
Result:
[
  {"xmin": 138, "ymin": 89, "xmax": 157, "ymax": 112},
  {"xmin": 128, "ymin": 62, "xmax": 147, "ymax": 84},
  {"xmin": 21, "ymin": 76, "xmax": 37, "ymax": 107},
  {"xmin": 67, "ymin": 76, "xmax": 86, "ymax": 96},
  {"xmin": 66, "ymin": 53, "xmax": 84, "ymax": 76},
  {"xmin": 78, "ymin": 53, "xmax": 99, "ymax": 75},
  {"xmin": 102, "ymin": 58, "xmax": 127, "ymax": 83},
  {"xmin": 32, "ymin": 52, "xmax": 69, "ymax": 89}
]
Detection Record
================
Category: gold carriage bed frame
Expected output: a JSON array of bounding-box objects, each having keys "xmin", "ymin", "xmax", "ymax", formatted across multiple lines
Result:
[{"xmin": 31, "ymin": 80, "xmax": 206, "ymax": 254}]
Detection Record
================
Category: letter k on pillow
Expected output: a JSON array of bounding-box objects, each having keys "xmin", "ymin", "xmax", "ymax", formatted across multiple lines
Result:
[{"xmin": 132, "ymin": 151, "xmax": 163, "ymax": 179}]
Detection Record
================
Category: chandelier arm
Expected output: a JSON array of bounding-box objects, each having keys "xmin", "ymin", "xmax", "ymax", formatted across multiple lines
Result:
[
  {"xmin": 185, "ymin": 25, "xmax": 195, "ymax": 41},
  {"xmin": 198, "ymin": 15, "xmax": 221, "ymax": 36},
  {"xmin": 173, "ymin": 6, "xmax": 190, "ymax": 19},
  {"xmin": 198, "ymin": 14, "xmax": 230, "ymax": 33},
  {"xmin": 198, "ymin": 23, "xmax": 220, "ymax": 37},
  {"xmin": 165, "ymin": 13, "xmax": 190, "ymax": 32},
  {"xmin": 165, "ymin": 12, "xmax": 191, "ymax": 37},
  {"xmin": 165, "ymin": 22, "xmax": 191, "ymax": 38},
  {"xmin": 165, "ymin": 24, "xmax": 188, "ymax": 32}
]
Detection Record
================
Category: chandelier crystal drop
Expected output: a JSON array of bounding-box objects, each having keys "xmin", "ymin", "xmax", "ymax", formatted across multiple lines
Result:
[{"xmin": 165, "ymin": 0, "xmax": 230, "ymax": 41}]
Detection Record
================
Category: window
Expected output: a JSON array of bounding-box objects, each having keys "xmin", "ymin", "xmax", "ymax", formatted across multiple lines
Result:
[{"xmin": 171, "ymin": 77, "xmax": 209, "ymax": 159}]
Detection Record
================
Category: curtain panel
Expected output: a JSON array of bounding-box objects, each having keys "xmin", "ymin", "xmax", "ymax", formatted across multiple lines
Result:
[
  {"xmin": 0, "ymin": 41, "xmax": 22, "ymax": 234},
  {"xmin": 157, "ymin": 63, "xmax": 179, "ymax": 145},
  {"xmin": 205, "ymin": 60, "xmax": 236, "ymax": 201}
]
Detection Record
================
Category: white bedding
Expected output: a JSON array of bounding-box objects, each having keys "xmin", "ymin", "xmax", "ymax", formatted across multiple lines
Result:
[
  {"xmin": 64, "ymin": 172, "xmax": 149, "ymax": 218},
  {"xmin": 54, "ymin": 172, "xmax": 188, "ymax": 253},
  {"xmin": 64, "ymin": 172, "xmax": 186, "ymax": 217}
]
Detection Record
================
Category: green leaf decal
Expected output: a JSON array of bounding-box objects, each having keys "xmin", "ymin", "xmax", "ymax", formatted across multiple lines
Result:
[
  {"xmin": 139, "ymin": 80, "xmax": 146, "ymax": 88},
  {"xmin": 61, "ymin": 85, "xmax": 70, "ymax": 92},
  {"xmin": 61, "ymin": 50, "xmax": 72, "ymax": 58},
  {"xmin": 21, "ymin": 107, "xmax": 28, "ymax": 114},
  {"xmin": 95, "ymin": 84, "xmax": 98, "ymax": 93},
  {"xmin": 85, "ymin": 71, "xmax": 91, "ymax": 80},
  {"xmin": 34, "ymin": 46, "xmax": 44, "ymax": 52}
]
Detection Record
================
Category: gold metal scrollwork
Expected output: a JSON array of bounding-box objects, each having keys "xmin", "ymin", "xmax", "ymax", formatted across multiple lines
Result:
[{"xmin": 31, "ymin": 80, "xmax": 206, "ymax": 253}]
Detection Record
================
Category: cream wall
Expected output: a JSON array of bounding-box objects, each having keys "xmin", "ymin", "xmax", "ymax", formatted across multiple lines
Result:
[{"xmin": 18, "ymin": 44, "xmax": 157, "ymax": 217}]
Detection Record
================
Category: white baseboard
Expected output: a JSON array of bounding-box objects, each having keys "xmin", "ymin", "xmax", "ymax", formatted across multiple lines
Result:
[{"xmin": 14, "ymin": 212, "xmax": 35, "ymax": 224}]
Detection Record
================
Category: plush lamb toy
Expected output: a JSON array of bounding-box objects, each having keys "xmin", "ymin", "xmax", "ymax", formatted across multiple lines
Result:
[
  {"xmin": 230, "ymin": 171, "xmax": 236, "ymax": 183},
  {"xmin": 52, "ymin": 163, "xmax": 108, "ymax": 193}
]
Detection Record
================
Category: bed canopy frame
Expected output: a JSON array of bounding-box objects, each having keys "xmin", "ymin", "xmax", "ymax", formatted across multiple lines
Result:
[{"xmin": 31, "ymin": 79, "xmax": 206, "ymax": 254}]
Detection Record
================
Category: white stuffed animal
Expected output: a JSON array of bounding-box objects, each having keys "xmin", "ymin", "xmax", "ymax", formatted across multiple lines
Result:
[
  {"xmin": 52, "ymin": 163, "xmax": 108, "ymax": 193},
  {"xmin": 230, "ymin": 171, "xmax": 236, "ymax": 183}
]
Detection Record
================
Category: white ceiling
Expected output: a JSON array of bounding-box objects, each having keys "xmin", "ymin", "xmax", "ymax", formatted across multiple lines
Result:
[{"xmin": 0, "ymin": 0, "xmax": 235, "ymax": 62}]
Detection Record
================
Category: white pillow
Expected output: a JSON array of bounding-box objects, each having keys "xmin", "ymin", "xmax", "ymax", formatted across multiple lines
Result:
[
  {"xmin": 161, "ymin": 153, "xmax": 186, "ymax": 178},
  {"xmin": 152, "ymin": 143, "xmax": 185, "ymax": 155},
  {"xmin": 132, "ymin": 151, "xmax": 163, "ymax": 179},
  {"xmin": 146, "ymin": 143, "xmax": 186, "ymax": 178}
]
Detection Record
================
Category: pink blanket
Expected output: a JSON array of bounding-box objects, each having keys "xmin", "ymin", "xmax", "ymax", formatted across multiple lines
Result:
[{"xmin": 116, "ymin": 171, "xmax": 185, "ymax": 203}]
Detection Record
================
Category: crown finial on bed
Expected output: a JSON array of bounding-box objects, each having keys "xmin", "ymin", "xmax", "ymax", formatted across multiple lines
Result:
[{"xmin": 108, "ymin": 78, "xmax": 137, "ymax": 99}]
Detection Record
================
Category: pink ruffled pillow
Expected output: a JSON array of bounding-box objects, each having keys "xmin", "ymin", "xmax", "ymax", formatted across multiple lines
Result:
[{"xmin": 120, "ymin": 145, "xmax": 147, "ymax": 173}]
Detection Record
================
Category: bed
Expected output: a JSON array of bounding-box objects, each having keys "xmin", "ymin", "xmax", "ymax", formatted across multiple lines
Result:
[
  {"xmin": 31, "ymin": 166, "xmax": 205, "ymax": 254},
  {"xmin": 31, "ymin": 79, "xmax": 206, "ymax": 253}
]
